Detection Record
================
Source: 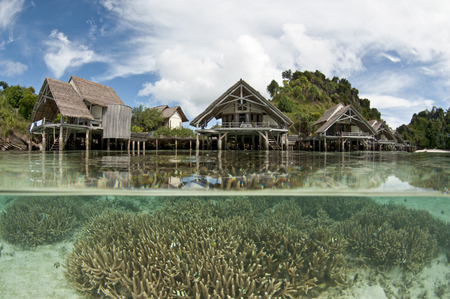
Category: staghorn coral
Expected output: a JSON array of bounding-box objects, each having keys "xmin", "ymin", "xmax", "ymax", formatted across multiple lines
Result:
[
  {"xmin": 65, "ymin": 198, "xmax": 348, "ymax": 298},
  {"xmin": 0, "ymin": 196, "xmax": 78, "ymax": 248},
  {"xmin": 341, "ymin": 204, "xmax": 440, "ymax": 273}
]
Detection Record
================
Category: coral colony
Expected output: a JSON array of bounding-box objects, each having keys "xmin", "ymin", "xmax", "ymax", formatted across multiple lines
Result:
[{"xmin": 1, "ymin": 196, "xmax": 448, "ymax": 298}]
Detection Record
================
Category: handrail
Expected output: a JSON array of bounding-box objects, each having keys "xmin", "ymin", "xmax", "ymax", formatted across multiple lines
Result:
[
  {"xmin": 328, "ymin": 132, "xmax": 371, "ymax": 137},
  {"xmin": 220, "ymin": 122, "xmax": 270, "ymax": 128}
]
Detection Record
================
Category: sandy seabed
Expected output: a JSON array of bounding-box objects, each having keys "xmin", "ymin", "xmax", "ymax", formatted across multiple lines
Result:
[{"xmin": 1, "ymin": 197, "xmax": 450, "ymax": 299}]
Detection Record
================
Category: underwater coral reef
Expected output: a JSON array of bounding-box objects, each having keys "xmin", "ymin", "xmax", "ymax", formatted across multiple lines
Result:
[{"xmin": 63, "ymin": 196, "xmax": 450, "ymax": 298}]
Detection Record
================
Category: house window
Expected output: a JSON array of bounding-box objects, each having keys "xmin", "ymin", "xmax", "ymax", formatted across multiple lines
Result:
[{"xmin": 237, "ymin": 99, "xmax": 247, "ymax": 111}]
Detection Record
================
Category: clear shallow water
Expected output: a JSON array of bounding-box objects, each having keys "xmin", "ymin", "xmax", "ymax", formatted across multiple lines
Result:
[
  {"xmin": 0, "ymin": 150, "xmax": 449, "ymax": 195},
  {"xmin": 0, "ymin": 150, "xmax": 450, "ymax": 298}
]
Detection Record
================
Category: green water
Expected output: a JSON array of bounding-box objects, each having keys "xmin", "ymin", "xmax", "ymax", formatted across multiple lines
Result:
[{"xmin": 0, "ymin": 151, "xmax": 449, "ymax": 298}]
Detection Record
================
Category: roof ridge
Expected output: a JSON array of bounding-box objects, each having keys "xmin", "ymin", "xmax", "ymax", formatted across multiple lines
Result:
[{"xmin": 70, "ymin": 76, "xmax": 115, "ymax": 90}]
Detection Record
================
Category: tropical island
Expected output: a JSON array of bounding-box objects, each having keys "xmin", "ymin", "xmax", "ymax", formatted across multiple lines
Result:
[{"xmin": 0, "ymin": 70, "xmax": 449, "ymax": 151}]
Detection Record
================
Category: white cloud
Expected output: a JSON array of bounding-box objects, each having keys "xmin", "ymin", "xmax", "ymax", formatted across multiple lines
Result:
[
  {"xmin": 0, "ymin": 0, "xmax": 24, "ymax": 30},
  {"xmin": 90, "ymin": 0, "xmax": 450, "ymax": 124},
  {"xmin": 44, "ymin": 30, "xmax": 104, "ymax": 79},
  {"xmin": 362, "ymin": 95, "xmax": 426, "ymax": 109},
  {"xmin": 0, "ymin": 59, "xmax": 27, "ymax": 76},
  {"xmin": 137, "ymin": 35, "xmax": 280, "ymax": 118},
  {"xmin": 360, "ymin": 94, "xmax": 434, "ymax": 128},
  {"xmin": 380, "ymin": 53, "xmax": 401, "ymax": 63}
]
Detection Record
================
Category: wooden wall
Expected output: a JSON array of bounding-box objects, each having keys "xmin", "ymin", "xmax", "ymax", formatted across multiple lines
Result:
[{"xmin": 102, "ymin": 104, "xmax": 131, "ymax": 139}]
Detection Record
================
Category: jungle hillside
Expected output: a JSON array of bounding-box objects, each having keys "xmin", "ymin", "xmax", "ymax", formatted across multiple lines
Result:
[
  {"xmin": 397, "ymin": 107, "xmax": 450, "ymax": 149},
  {"xmin": 267, "ymin": 70, "xmax": 382, "ymax": 136}
]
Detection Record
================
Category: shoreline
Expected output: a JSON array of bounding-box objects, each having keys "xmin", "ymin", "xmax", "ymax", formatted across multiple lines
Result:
[{"xmin": 414, "ymin": 148, "xmax": 450, "ymax": 153}]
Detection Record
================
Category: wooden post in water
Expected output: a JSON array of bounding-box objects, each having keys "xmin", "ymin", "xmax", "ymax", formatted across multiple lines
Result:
[
  {"xmin": 132, "ymin": 141, "xmax": 135, "ymax": 151},
  {"xmin": 59, "ymin": 127, "xmax": 63, "ymax": 151},
  {"xmin": 85, "ymin": 130, "xmax": 90, "ymax": 151},
  {"xmin": 127, "ymin": 139, "xmax": 130, "ymax": 151},
  {"xmin": 265, "ymin": 131, "xmax": 269, "ymax": 150},
  {"xmin": 41, "ymin": 131, "xmax": 46, "ymax": 151},
  {"xmin": 324, "ymin": 137, "xmax": 327, "ymax": 152},
  {"xmin": 196, "ymin": 127, "xmax": 199, "ymax": 150},
  {"xmin": 218, "ymin": 133, "xmax": 222, "ymax": 150},
  {"xmin": 175, "ymin": 135, "xmax": 178, "ymax": 150},
  {"xmin": 107, "ymin": 138, "xmax": 110, "ymax": 151}
]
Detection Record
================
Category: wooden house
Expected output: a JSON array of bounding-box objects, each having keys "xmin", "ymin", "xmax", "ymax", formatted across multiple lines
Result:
[
  {"xmin": 311, "ymin": 103, "xmax": 375, "ymax": 151},
  {"xmin": 151, "ymin": 105, "xmax": 189, "ymax": 129},
  {"xmin": 190, "ymin": 79, "xmax": 293, "ymax": 150},
  {"xmin": 367, "ymin": 119, "xmax": 398, "ymax": 150},
  {"xmin": 29, "ymin": 76, "xmax": 131, "ymax": 151}
]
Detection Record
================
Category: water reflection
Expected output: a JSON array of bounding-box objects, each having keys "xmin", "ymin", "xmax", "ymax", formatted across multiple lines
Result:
[{"xmin": 0, "ymin": 150, "xmax": 449, "ymax": 193}]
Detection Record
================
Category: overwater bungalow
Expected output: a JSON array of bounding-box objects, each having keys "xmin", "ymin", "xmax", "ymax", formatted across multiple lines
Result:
[
  {"xmin": 29, "ymin": 76, "xmax": 131, "ymax": 151},
  {"xmin": 305, "ymin": 103, "xmax": 376, "ymax": 151},
  {"xmin": 190, "ymin": 79, "xmax": 293, "ymax": 150},
  {"xmin": 368, "ymin": 119, "xmax": 398, "ymax": 151}
]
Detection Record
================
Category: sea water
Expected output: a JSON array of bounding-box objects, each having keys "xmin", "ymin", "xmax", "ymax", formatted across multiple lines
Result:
[{"xmin": 0, "ymin": 150, "xmax": 449, "ymax": 298}]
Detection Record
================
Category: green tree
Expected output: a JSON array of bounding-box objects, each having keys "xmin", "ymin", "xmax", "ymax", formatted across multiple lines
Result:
[
  {"xmin": 278, "ymin": 96, "xmax": 294, "ymax": 113},
  {"xmin": 266, "ymin": 80, "xmax": 279, "ymax": 98},
  {"xmin": 131, "ymin": 105, "xmax": 165, "ymax": 132},
  {"xmin": 18, "ymin": 89, "xmax": 37, "ymax": 120},
  {"xmin": 5, "ymin": 85, "xmax": 23, "ymax": 108},
  {"xmin": 0, "ymin": 81, "xmax": 8, "ymax": 91},
  {"xmin": 282, "ymin": 69, "xmax": 292, "ymax": 80}
]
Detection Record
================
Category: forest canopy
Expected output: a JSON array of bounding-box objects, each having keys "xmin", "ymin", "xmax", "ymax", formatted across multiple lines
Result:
[
  {"xmin": 0, "ymin": 81, "xmax": 36, "ymax": 137},
  {"xmin": 267, "ymin": 70, "xmax": 381, "ymax": 136}
]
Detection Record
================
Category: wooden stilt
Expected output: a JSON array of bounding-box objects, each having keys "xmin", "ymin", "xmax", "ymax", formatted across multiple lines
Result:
[
  {"xmin": 41, "ymin": 131, "xmax": 46, "ymax": 151},
  {"xmin": 85, "ymin": 130, "xmax": 90, "ymax": 151}
]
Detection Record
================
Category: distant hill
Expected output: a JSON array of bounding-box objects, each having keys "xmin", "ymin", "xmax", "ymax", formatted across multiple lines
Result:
[
  {"xmin": 397, "ymin": 107, "xmax": 450, "ymax": 149},
  {"xmin": 267, "ymin": 70, "xmax": 381, "ymax": 136}
]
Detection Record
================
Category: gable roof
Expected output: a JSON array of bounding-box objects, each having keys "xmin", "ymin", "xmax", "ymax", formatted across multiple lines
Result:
[
  {"xmin": 313, "ymin": 103, "xmax": 344, "ymax": 126},
  {"xmin": 190, "ymin": 79, "xmax": 293, "ymax": 127},
  {"xmin": 314, "ymin": 104, "xmax": 376, "ymax": 135},
  {"xmin": 368, "ymin": 119, "xmax": 396, "ymax": 141},
  {"xmin": 30, "ymin": 78, "xmax": 94, "ymax": 123},
  {"xmin": 150, "ymin": 105, "xmax": 189, "ymax": 122},
  {"xmin": 69, "ymin": 76, "xmax": 124, "ymax": 107}
]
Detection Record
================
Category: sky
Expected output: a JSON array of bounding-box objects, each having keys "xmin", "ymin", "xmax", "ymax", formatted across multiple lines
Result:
[{"xmin": 1, "ymin": 0, "xmax": 450, "ymax": 129}]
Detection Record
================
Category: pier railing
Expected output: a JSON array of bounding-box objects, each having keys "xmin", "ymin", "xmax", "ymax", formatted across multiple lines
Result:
[
  {"xmin": 220, "ymin": 122, "xmax": 273, "ymax": 128},
  {"xmin": 329, "ymin": 132, "xmax": 372, "ymax": 137}
]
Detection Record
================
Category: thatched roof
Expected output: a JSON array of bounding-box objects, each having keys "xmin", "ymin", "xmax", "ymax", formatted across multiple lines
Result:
[
  {"xmin": 151, "ymin": 105, "xmax": 189, "ymax": 122},
  {"xmin": 314, "ymin": 104, "xmax": 375, "ymax": 135},
  {"xmin": 368, "ymin": 119, "xmax": 396, "ymax": 141},
  {"xmin": 69, "ymin": 76, "xmax": 124, "ymax": 107},
  {"xmin": 313, "ymin": 103, "xmax": 344, "ymax": 127},
  {"xmin": 190, "ymin": 79, "xmax": 293, "ymax": 127},
  {"xmin": 30, "ymin": 78, "xmax": 94, "ymax": 123}
]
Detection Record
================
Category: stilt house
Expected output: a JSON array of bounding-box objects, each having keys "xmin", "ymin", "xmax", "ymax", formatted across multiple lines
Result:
[
  {"xmin": 190, "ymin": 79, "xmax": 293, "ymax": 150},
  {"xmin": 29, "ymin": 76, "xmax": 131, "ymax": 151},
  {"xmin": 367, "ymin": 119, "xmax": 398, "ymax": 150},
  {"xmin": 312, "ymin": 103, "xmax": 375, "ymax": 151}
]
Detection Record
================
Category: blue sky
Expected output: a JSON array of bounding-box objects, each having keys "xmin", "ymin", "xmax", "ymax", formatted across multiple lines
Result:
[{"xmin": 1, "ymin": 0, "xmax": 449, "ymax": 129}]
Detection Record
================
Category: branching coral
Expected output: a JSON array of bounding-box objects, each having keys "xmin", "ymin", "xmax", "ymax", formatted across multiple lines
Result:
[
  {"xmin": 0, "ymin": 196, "xmax": 78, "ymax": 248},
  {"xmin": 341, "ymin": 204, "xmax": 440, "ymax": 273},
  {"xmin": 65, "ymin": 198, "xmax": 349, "ymax": 298}
]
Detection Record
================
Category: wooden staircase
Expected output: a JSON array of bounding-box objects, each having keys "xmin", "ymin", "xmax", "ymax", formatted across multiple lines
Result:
[
  {"xmin": 50, "ymin": 128, "xmax": 72, "ymax": 151},
  {"xmin": 268, "ymin": 132, "xmax": 282, "ymax": 150}
]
